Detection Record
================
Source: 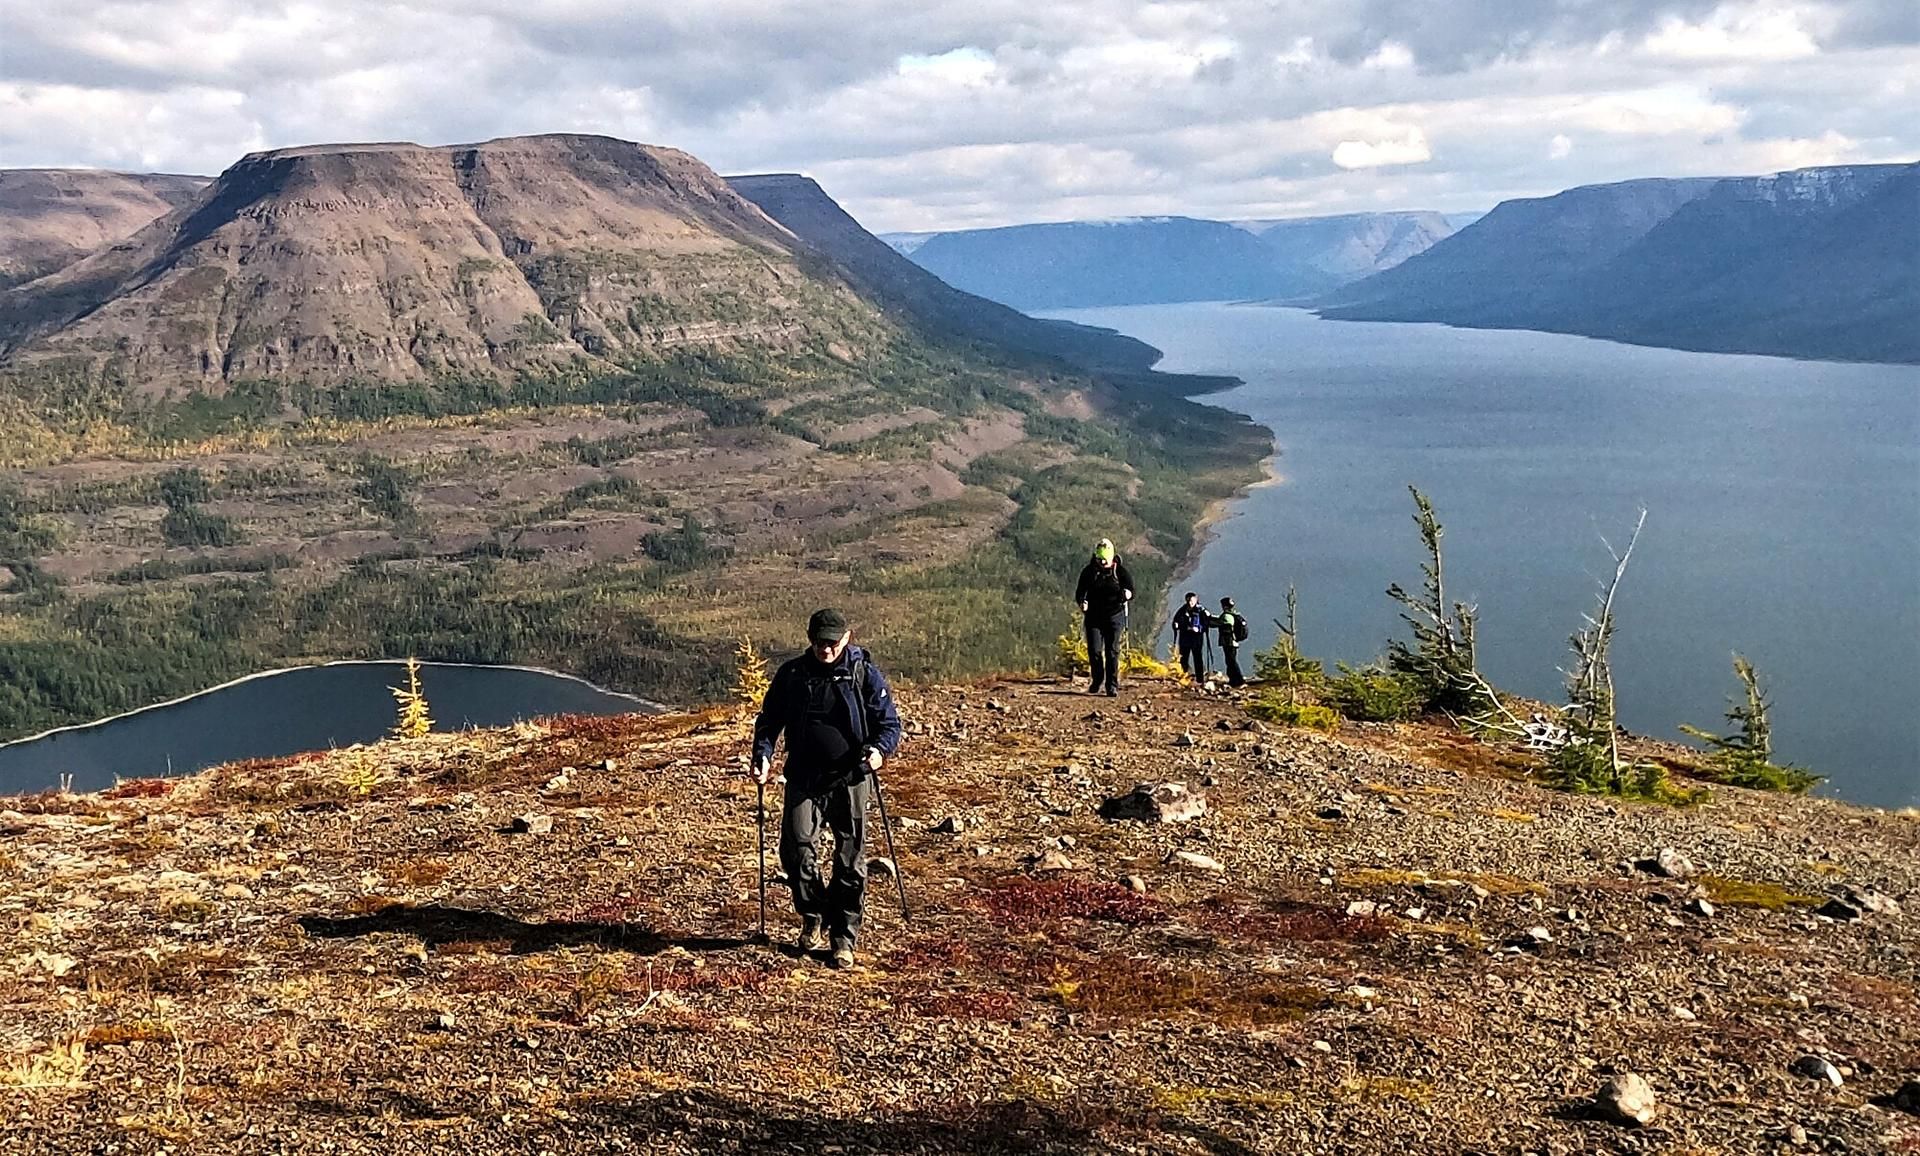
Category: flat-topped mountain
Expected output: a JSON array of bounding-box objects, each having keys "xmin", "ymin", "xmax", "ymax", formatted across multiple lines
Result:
[
  {"xmin": 1318, "ymin": 177, "xmax": 1723, "ymax": 318},
  {"xmin": 1322, "ymin": 164, "xmax": 1920, "ymax": 363},
  {"xmin": 0, "ymin": 169, "xmax": 208, "ymax": 289},
  {"xmin": 0, "ymin": 135, "xmax": 887, "ymax": 395}
]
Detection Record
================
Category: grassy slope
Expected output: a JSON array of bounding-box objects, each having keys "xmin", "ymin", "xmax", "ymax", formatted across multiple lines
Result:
[{"xmin": 0, "ymin": 333, "xmax": 1266, "ymax": 738}]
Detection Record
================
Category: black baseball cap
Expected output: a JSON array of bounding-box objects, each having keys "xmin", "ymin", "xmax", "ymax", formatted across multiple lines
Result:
[{"xmin": 808, "ymin": 608, "xmax": 850, "ymax": 642}]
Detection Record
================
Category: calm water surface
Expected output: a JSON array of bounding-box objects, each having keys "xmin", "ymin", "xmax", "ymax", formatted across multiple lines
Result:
[
  {"xmin": 0, "ymin": 662, "xmax": 653, "ymax": 795},
  {"xmin": 1048, "ymin": 304, "xmax": 1920, "ymax": 809}
]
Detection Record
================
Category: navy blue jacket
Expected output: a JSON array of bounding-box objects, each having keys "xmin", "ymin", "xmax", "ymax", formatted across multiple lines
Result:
[{"xmin": 751, "ymin": 644, "xmax": 903, "ymax": 774}]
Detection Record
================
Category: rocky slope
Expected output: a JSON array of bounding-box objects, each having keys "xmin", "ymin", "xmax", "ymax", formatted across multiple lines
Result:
[
  {"xmin": 0, "ymin": 170, "xmax": 208, "ymax": 290},
  {"xmin": 2, "ymin": 676, "xmax": 1914, "ymax": 1153},
  {"xmin": 0, "ymin": 135, "xmax": 888, "ymax": 396}
]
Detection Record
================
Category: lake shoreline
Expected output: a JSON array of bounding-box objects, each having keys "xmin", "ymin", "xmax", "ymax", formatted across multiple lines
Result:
[
  {"xmin": 1046, "ymin": 301, "xmax": 1920, "ymax": 810},
  {"xmin": 0, "ymin": 659, "xmax": 668, "ymax": 765}
]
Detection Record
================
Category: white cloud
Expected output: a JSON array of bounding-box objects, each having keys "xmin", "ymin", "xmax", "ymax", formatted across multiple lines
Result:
[
  {"xmin": 0, "ymin": 0, "xmax": 1914, "ymax": 229},
  {"xmin": 1331, "ymin": 127, "xmax": 1431, "ymax": 169}
]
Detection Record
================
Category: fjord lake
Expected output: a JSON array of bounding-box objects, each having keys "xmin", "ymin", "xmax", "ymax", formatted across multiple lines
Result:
[
  {"xmin": 0, "ymin": 662, "xmax": 653, "ymax": 796},
  {"xmin": 1048, "ymin": 303, "xmax": 1920, "ymax": 809}
]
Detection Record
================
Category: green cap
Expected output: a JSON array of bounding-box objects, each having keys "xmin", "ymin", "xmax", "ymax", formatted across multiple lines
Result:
[{"xmin": 1094, "ymin": 538, "xmax": 1115, "ymax": 562}]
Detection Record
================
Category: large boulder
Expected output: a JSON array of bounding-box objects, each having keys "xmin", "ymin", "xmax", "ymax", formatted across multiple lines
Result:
[{"xmin": 1099, "ymin": 782, "xmax": 1208, "ymax": 824}]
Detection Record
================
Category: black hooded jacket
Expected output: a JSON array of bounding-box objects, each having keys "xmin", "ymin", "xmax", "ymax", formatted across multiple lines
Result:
[{"xmin": 1075, "ymin": 558, "xmax": 1135, "ymax": 620}]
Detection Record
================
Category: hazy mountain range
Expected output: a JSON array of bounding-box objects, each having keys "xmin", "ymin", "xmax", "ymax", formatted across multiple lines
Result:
[
  {"xmin": 1323, "ymin": 162, "xmax": 1920, "ymax": 363},
  {"xmin": 885, "ymin": 210, "xmax": 1456, "ymax": 309}
]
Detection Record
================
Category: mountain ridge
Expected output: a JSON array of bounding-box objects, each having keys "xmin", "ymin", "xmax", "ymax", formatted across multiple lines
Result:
[
  {"xmin": 0, "ymin": 169, "xmax": 210, "ymax": 290},
  {"xmin": 1320, "ymin": 163, "xmax": 1920, "ymax": 363},
  {"xmin": 0, "ymin": 134, "xmax": 885, "ymax": 396}
]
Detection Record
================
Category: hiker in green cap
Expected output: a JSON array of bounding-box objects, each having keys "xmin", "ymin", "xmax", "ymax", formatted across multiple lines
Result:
[{"xmin": 1074, "ymin": 537, "xmax": 1134, "ymax": 696}]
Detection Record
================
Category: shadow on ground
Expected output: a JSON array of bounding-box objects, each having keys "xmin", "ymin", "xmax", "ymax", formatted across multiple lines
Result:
[{"xmin": 297, "ymin": 903, "xmax": 750, "ymax": 955}]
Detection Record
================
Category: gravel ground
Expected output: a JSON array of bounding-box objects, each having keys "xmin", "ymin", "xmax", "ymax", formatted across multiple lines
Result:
[{"xmin": 1, "ymin": 677, "xmax": 1915, "ymax": 1154}]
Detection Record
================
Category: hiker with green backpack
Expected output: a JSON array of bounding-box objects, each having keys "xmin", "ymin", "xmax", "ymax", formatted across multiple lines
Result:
[{"xmin": 1211, "ymin": 596, "xmax": 1249, "ymax": 688}]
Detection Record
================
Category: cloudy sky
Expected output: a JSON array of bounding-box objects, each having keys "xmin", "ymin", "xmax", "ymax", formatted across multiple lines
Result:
[{"xmin": 2, "ymin": 0, "xmax": 1915, "ymax": 230}]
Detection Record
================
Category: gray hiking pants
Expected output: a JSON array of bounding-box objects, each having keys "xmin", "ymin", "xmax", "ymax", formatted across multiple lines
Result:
[{"xmin": 780, "ymin": 775, "xmax": 871, "ymax": 945}]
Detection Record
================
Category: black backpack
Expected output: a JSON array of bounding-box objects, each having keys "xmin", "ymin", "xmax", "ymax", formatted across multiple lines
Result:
[{"xmin": 1231, "ymin": 614, "xmax": 1249, "ymax": 643}]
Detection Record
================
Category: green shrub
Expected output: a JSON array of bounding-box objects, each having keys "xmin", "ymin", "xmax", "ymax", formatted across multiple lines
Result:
[
  {"xmin": 1247, "ymin": 693, "xmax": 1338, "ymax": 732},
  {"xmin": 1325, "ymin": 664, "xmax": 1425, "ymax": 722},
  {"xmin": 161, "ymin": 507, "xmax": 239, "ymax": 547}
]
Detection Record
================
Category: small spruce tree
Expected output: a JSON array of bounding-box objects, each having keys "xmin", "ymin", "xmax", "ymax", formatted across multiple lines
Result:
[
  {"xmin": 1385, "ymin": 487, "xmax": 1488, "ymax": 714},
  {"xmin": 732, "ymin": 635, "xmax": 770, "ymax": 717},
  {"xmin": 389, "ymin": 657, "xmax": 433, "ymax": 740},
  {"xmin": 1680, "ymin": 655, "xmax": 1821, "ymax": 792}
]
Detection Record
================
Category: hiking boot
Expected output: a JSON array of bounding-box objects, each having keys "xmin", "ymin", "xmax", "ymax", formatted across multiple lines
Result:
[
  {"xmin": 1086, "ymin": 681, "xmax": 1101, "ymax": 694},
  {"xmin": 797, "ymin": 916, "xmax": 827, "ymax": 952},
  {"xmin": 1105, "ymin": 684, "xmax": 1119, "ymax": 696},
  {"xmin": 830, "ymin": 940, "xmax": 856, "ymax": 969}
]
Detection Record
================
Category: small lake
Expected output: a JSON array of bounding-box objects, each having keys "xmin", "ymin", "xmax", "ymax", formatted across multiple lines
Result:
[
  {"xmin": 1047, "ymin": 303, "xmax": 1920, "ymax": 809},
  {"xmin": 0, "ymin": 662, "xmax": 656, "ymax": 796}
]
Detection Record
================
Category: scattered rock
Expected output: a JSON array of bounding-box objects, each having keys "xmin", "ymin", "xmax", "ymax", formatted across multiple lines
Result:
[
  {"xmin": 1030, "ymin": 849, "xmax": 1075, "ymax": 872},
  {"xmin": 510, "ymin": 813, "xmax": 553, "ymax": 835},
  {"xmin": 1311, "ymin": 1039, "xmax": 1333, "ymax": 1053},
  {"xmin": 1638, "ymin": 848, "xmax": 1696, "ymax": 879},
  {"xmin": 1593, "ymin": 1073, "xmax": 1658, "ymax": 1127},
  {"xmin": 1524, "ymin": 926, "xmax": 1554, "ymax": 944},
  {"xmin": 1316, "ymin": 805, "xmax": 1347, "ymax": 821},
  {"xmin": 1170, "ymin": 850, "xmax": 1225, "ymax": 873},
  {"xmin": 1403, "ymin": 906, "xmax": 1425, "ymax": 921},
  {"xmin": 985, "ymin": 699, "xmax": 1008, "ymax": 713},
  {"xmin": 1099, "ymin": 782, "xmax": 1209, "ymax": 824},
  {"xmin": 1815, "ymin": 897, "xmax": 1863, "ymax": 921},
  {"xmin": 1214, "ymin": 719, "xmax": 1234, "ymax": 731},
  {"xmin": 1172, "ymin": 731, "xmax": 1197, "ymax": 748},
  {"xmin": 1788, "ymin": 1123, "xmax": 1808, "ymax": 1145},
  {"xmin": 1890, "ymin": 1079, "xmax": 1920, "ymax": 1115},
  {"xmin": 542, "ymin": 773, "xmax": 571, "ymax": 793},
  {"xmin": 868, "ymin": 857, "xmax": 897, "ymax": 877},
  {"xmin": 1345, "ymin": 900, "xmax": 1378, "ymax": 918},
  {"xmin": 1790, "ymin": 1055, "xmax": 1844, "ymax": 1086},
  {"xmin": 1685, "ymin": 897, "xmax": 1716, "ymax": 918},
  {"xmin": 1123, "ymin": 875, "xmax": 1148, "ymax": 895},
  {"xmin": 433, "ymin": 1012, "xmax": 457, "ymax": 1031},
  {"xmin": 1843, "ymin": 886, "xmax": 1902, "ymax": 918},
  {"xmin": 601, "ymin": 758, "xmax": 617, "ymax": 772},
  {"xmin": 932, "ymin": 815, "xmax": 965, "ymax": 835}
]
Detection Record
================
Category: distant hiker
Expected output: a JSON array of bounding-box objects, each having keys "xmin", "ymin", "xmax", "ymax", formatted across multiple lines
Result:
[
  {"xmin": 1075, "ymin": 538, "xmax": 1134, "ymax": 696},
  {"xmin": 1171, "ymin": 591, "xmax": 1209, "ymax": 681},
  {"xmin": 751, "ymin": 608, "xmax": 903, "ymax": 968},
  {"xmin": 1212, "ymin": 596, "xmax": 1248, "ymax": 688}
]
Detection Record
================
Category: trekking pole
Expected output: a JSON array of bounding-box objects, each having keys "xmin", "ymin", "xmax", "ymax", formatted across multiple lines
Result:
[
  {"xmin": 871, "ymin": 773, "xmax": 911, "ymax": 924},
  {"xmin": 755, "ymin": 778, "xmax": 768, "ymax": 941}
]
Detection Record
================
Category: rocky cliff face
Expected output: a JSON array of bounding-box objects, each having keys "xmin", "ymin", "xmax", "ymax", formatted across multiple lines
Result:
[
  {"xmin": 0, "ymin": 169, "xmax": 208, "ymax": 289},
  {"xmin": 0, "ymin": 136, "xmax": 887, "ymax": 396}
]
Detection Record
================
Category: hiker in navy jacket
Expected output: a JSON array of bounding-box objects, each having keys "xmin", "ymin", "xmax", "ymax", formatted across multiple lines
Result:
[
  {"xmin": 1171, "ymin": 591, "xmax": 1209, "ymax": 681},
  {"xmin": 751, "ymin": 608, "xmax": 903, "ymax": 967}
]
